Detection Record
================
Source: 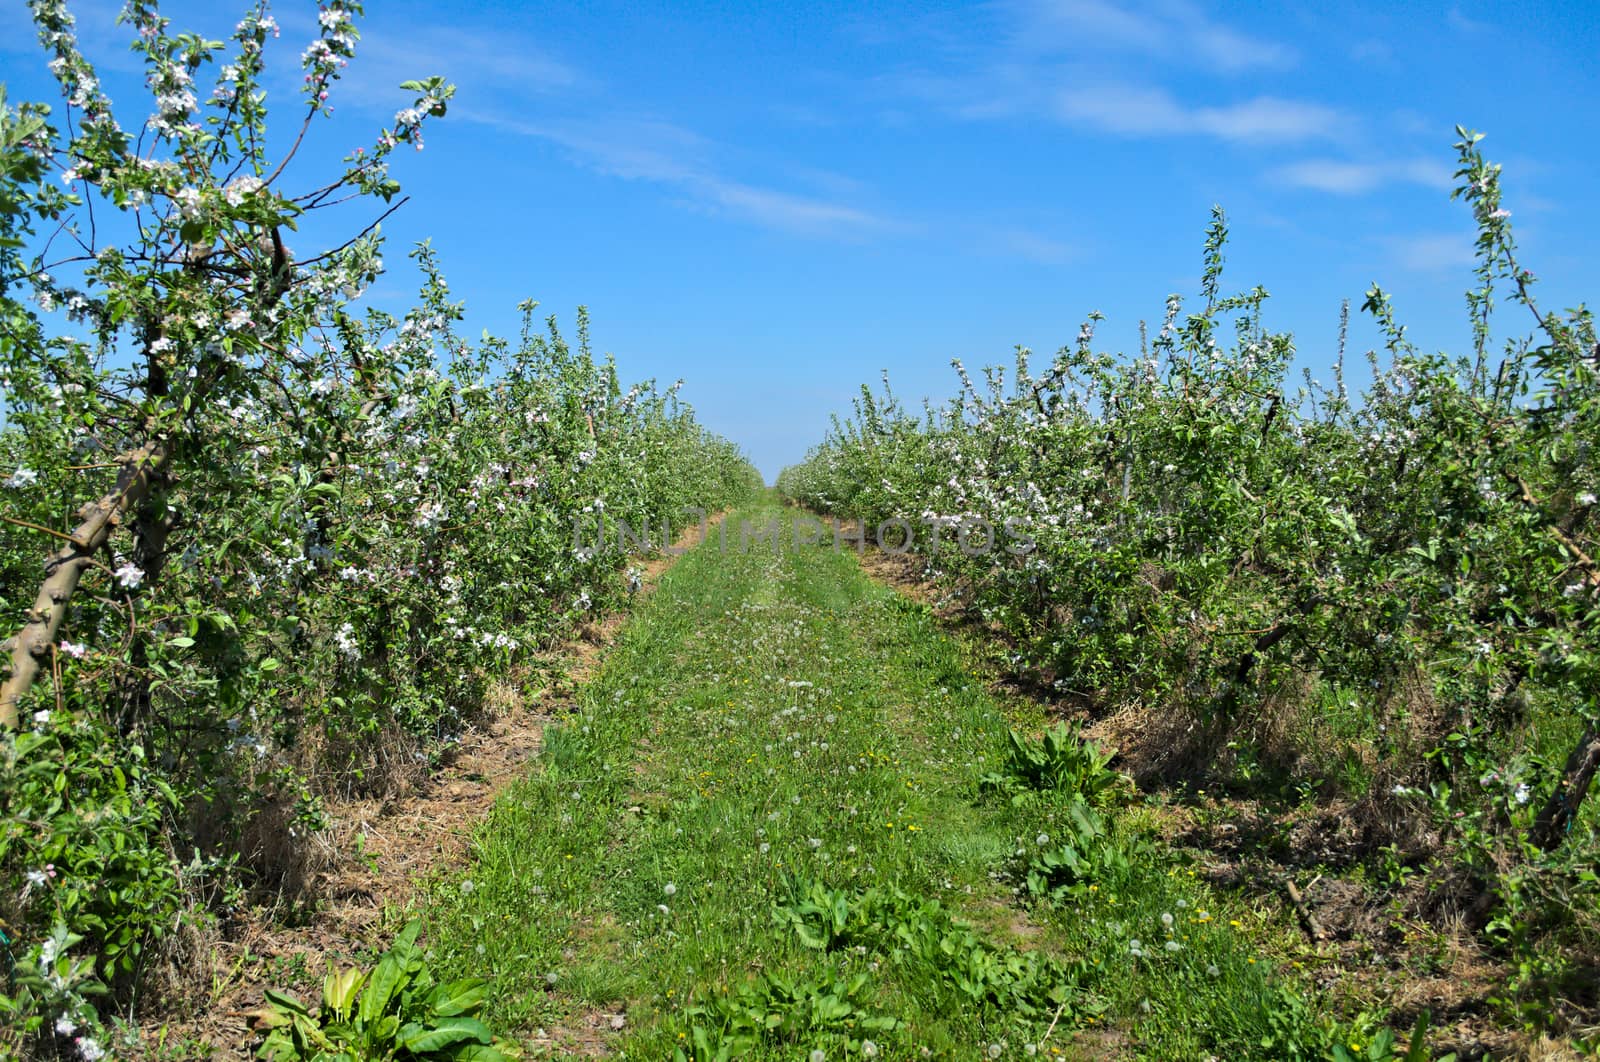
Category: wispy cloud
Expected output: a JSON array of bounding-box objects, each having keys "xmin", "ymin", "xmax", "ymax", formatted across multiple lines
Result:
[
  {"xmin": 3, "ymin": 0, "xmax": 156, "ymax": 72},
  {"xmin": 1447, "ymin": 7, "xmax": 1493, "ymax": 34},
  {"xmin": 978, "ymin": 227, "xmax": 1077, "ymax": 264},
  {"xmin": 1056, "ymin": 83, "xmax": 1342, "ymax": 143},
  {"xmin": 0, "ymin": 3, "xmax": 45, "ymax": 56},
  {"xmin": 369, "ymin": 29, "xmax": 581, "ymax": 95},
  {"xmin": 1349, "ymin": 39, "xmax": 1394, "ymax": 63},
  {"xmin": 1385, "ymin": 232, "xmax": 1477, "ymax": 272},
  {"xmin": 1269, "ymin": 157, "xmax": 1452, "ymax": 194},
  {"xmin": 702, "ymin": 180, "xmax": 889, "ymax": 234},
  {"xmin": 328, "ymin": 21, "xmax": 585, "ymax": 112},
  {"xmin": 316, "ymin": 20, "xmax": 895, "ymax": 242},
  {"xmin": 1000, "ymin": 0, "xmax": 1297, "ymax": 73},
  {"xmin": 871, "ymin": 3, "xmax": 1335, "ymax": 149},
  {"xmin": 466, "ymin": 111, "xmax": 896, "ymax": 239}
]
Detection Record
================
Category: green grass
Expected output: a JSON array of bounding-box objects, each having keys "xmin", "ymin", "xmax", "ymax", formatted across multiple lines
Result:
[{"xmin": 418, "ymin": 496, "xmax": 1392, "ymax": 1060}]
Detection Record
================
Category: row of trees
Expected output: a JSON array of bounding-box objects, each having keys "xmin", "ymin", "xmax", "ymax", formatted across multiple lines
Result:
[
  {"xmin": 780, "ymin": 133, "xmax": 1598, "ymax": 1026},
  {"xmin": 0, "ymin": 1, "xmax": 758, "ymax": 1053}
]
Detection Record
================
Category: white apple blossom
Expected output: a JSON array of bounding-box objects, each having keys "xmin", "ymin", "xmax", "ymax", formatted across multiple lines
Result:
[
  {"xmin": 223, "ymin": 175, "xmax": 263, "ymax": 206},
  {"xmin": 334, "ymin": 623, "xmax": 360, "ymax": 661}
]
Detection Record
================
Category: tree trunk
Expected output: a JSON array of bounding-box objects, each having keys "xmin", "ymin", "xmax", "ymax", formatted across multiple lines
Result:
[
  {"xmin": 0, "ymin": 441, "xmax": 168, "ymax": 729},
  {"xmin": 1530, "ymin": 722, "xmax": 1600, "ymax": 851}
]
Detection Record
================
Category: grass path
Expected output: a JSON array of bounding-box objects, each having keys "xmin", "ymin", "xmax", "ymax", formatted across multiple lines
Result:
[{"xmin": 420, "ymin": 498, "xmax": 1367, "ymax": 1060}]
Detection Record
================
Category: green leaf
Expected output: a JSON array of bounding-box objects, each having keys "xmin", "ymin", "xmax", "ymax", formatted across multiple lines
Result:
[
  {"xmin": 426, "ymin": 978, "xmax": 488, "ymax": 1017},
  {"xmin": 262, "ymin": 987, "xmax": 312, "ymax": 1016},
  {"xmin": 398, "ymin": 1016, "xmax": 493, "ymax": 1052},
  {"xmin": 388, "ymin": 919, "xmax": 425, "ymax": 965},
  {"xmin": 357, "ymin": 954, "xmax": 407, "ymax": 1024},
  {"xmin": 369, "ymin": 1013, "xmax": 401, "ymax": 1044}
]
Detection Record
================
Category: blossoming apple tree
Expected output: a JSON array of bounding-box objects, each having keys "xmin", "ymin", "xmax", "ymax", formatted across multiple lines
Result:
[
  {"xmin": 0, "ymin": 0, "xmax": 757, "ymax": 1048},
  {"xmin": 781, "ymin": 131, "xmax": 1598, "ymax": 1016}
]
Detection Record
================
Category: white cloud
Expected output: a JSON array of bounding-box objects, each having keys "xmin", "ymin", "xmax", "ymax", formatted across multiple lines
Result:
[
  {"xmin": 699, "ymin": 179, "xmax": 888, "ymax": 234},
  {"xmin": 982, "ymin": 227, "xmax": 1076, "ymax": 264},
  {"xmin": 1056, "ymin": 83, "xmax": 1185, "ymax": 134},
  {"xmin": 1350, "ymin": 39, "xmax": 1393, "ymax": 63},
  {"xmin": 873, "ymin": 1, "xmax": 1315, "ymax": 139},
  {"xmin": 1188, "ymin": 23, "xmax": 1296, "ymax": 73},
  {"xmin": 330, "ymin": 23, "xmax": 584, "ymax": 111},
  {"xmin": 3, "ymin": 0, "xmax": 155, "ymax": 70},
  {"xmin": 1270, "ymin": 157, "xmax": 1452, "ymax": 194},
  {"xmin": 1192, "ymin": 96, "xmax": 1341, "ymax": 141},
  {"xmin": 467, "ymin": 111, "xmax": 894, "ymax": 239},
  {"xmin": 1056, "ymin": 83, "xmax": 1341, "ymax": 143},
  {"xmin": 1385, "ymin": 233, "xmax": 1477, "ymax": 272},
  {"xmin": 1002, "ymin": 0, "xmax": 1297, "ymax": 72},
  {"xmin": 366, "ymin": 27, "xmax": 582, "ymax": 94},
  {"xmin": 312, "ymin": 16, "xmax": 890, "ymax": 242},
  {"xmin": 1447, "ymin": 8, "xmax": 1493, "ymax": 33},
  {"xmin": 481, "ymin": 114, "xmax": 705, "ymax": 184}
]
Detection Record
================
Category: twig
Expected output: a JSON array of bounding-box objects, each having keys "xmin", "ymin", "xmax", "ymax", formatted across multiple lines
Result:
[
  {"xmin": 1507, "ymin": 473, "xmax": 1600, "ymax": 587},
  {"xmin": 263, "ymin": 102, "xmax": 320, "ymax": 189},
  {"xmin": 1285, "ymin": 879, "xmax": 1327, "ymax": 943},
  {"xmin": 51, "ymin": 644, "xmax": 63, "ymax": 718},
  {"xmin": 291, "ymin": 197, "xmax": 408, "ymax": 270},
  {"xmin": 1039, "ymin": 999, "xmax": 1067, "ymax": 1048},
  {"xmin": 0, "ymin": 515, "xmax": 79, "ymax": 544}
]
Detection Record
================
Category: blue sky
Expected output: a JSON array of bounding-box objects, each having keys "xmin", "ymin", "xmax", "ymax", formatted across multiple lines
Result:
[{"xmin": 5, "ymin": 1, "xmax": 1598, "ymax": 479}]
